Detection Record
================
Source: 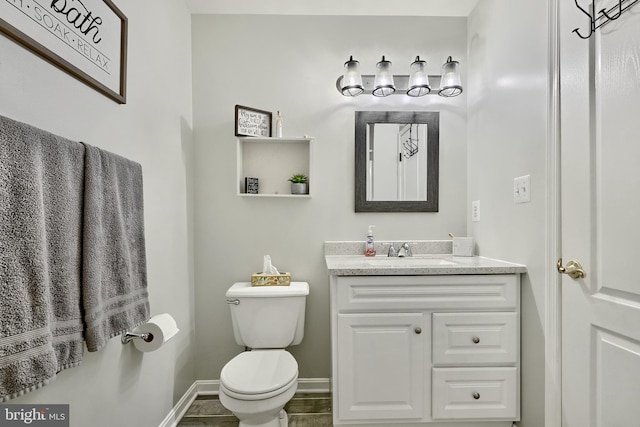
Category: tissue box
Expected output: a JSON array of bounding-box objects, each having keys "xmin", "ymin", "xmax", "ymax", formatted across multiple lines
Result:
[
  {"xmin": 251, "ymin": 272, "xmax": 291, "ymax": 287},
  {"xmin": 452, "ymin": 237, "xmax": 474, "ymax": 257}
]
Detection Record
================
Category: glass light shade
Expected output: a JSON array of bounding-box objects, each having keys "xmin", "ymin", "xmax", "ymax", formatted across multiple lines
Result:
[
  {"xmin": 407, "ymin": 56, "xmax": 431, "ymax": 97},
  {"xmin": 341, "ymin": 56, "xmax": 364, "ymax": 96},
  {"xmin": 373, "ymin": 56, "xmax": 395, "ymax": 97},
  {"xmin": 439, "ymin": 56, "xmax": 463, "ymax": 97}
]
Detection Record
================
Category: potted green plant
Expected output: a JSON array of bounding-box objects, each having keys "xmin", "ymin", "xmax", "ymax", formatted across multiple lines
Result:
[{"xmin": 288, "ymin": 173, "xmax": 308, "ymax": 195}]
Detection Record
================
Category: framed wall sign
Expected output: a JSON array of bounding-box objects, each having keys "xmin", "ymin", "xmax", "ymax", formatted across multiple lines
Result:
[
  {"xmin": 0, "ymin": 0, "xmax": 127, "ymax": 104},
  {"xmin": 244, "ymin": 177, "xmax": 259, "ymax": 194},
  {"xmin": 235, "ymin": 105, "xmax": 272, "ymax": 137}
]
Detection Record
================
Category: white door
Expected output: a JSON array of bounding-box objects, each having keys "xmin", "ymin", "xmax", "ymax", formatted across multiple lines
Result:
[
  {"xmin": 560, "ymin": 1, "xmax": 640, "ymax": 425},
  {"xmin": 398, "ymin": 124, "xmax": 428, "ymax": 201}
]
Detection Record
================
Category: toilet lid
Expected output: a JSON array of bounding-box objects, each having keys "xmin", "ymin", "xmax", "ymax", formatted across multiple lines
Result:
[{"xmin": 221, "ymin": 350, "xmax": 298, "ymax": 395}]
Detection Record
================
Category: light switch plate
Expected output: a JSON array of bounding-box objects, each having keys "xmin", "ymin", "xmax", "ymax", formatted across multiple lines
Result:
[{"xmin": 514, "ymin": 175, "xmax": 531, "ymax": 203}]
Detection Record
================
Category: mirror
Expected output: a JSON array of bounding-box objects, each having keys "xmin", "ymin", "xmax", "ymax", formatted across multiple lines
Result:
[{"xmin": 355, "ymin": 111, "xmax": 439, "ymax": 212}]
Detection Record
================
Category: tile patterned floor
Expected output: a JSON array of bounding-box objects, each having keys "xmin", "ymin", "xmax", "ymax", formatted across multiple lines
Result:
[{"xmin": 177, "ymin": 392, "xmax": 333, "ymax": 427}]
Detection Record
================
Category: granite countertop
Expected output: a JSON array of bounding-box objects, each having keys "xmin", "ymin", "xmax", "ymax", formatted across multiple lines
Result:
[{"xmin": 324, "ymin": 240, "xmax": 527, "ymax": 276}]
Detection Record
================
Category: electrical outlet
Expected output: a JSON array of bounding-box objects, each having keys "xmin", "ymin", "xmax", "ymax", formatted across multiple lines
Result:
[
  {"xmin": 514, "ymin": 175, "xmax": 531, "ymax": 203},
  {"xmin": 471, "ymin": 200, "xmax": 480, "ymax": 222}
]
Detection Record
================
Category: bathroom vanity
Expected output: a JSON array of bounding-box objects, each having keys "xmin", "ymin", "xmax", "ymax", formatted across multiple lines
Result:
[{"xmin": 325, "ymin": 241, "xmax": 526, "ymax": 427}]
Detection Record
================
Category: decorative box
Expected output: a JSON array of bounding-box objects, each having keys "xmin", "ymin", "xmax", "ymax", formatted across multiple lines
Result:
[{"xmin": 251, "ymin": 272, "xmax": 291, "ymax": 287}]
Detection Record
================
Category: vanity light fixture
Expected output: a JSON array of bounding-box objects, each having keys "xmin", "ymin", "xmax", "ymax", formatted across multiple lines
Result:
[
  {"xmin": 373, "ymin": 56, "xmax": 395, "ymax": 97},
  {"xmin": 438, "ymin": 56, "xmax": 463, "ymax": 97},
  {"xmin": 407, "ymin": 56, "xmax": 431, "ymax": 97},
  {"xmin": 340, "ymin": 56, "xmax": 365, "ymax": 96},
  {"xmin": 336, "ymin": 55, "xmax": 463, "ymax": 98}
]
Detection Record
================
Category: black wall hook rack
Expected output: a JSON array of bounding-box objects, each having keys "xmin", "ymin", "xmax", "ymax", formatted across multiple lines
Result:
[
  {"xmin": 573, "ymin": 0, "xmax": 640, "ymax": 39},
  {"xmin": 402, "ymin": 124, "xmax": 419, "ymax": 159}
]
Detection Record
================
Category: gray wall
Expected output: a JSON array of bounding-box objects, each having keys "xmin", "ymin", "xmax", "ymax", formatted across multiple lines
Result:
[
  {"xmin": 191, "ymin": 15, "xmax": 468, "ymax": 380},
  {"xmin": 0, "ymin": 1, "xmax": 196, "ymax": 426},
  {"xmin": 467, "ymin": 1, "xmax": 548, "ymax": 425}
]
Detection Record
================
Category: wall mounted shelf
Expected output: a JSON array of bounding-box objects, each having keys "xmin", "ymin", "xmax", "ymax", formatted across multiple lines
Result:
[{"xmin": 236, "ymin": 136, "xmax": 314, "ymax": 198}]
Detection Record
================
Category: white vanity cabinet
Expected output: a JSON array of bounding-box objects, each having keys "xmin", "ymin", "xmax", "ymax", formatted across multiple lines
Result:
[{"xmin": 330, "ymin": 273, "xmax": 521, "ymax": 426}]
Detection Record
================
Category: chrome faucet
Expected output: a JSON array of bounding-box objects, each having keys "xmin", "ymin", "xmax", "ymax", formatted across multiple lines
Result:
[
  {"xmin": 387, "ymin": 244, "xmax": 398, "ymax": 257},
  {"xmin": 387, "ymin": 243, "xmax": 412, "ymax": 257},
  {"xmin": 398, "ymin": 243, "xmax": 412, "ymax": 257}
]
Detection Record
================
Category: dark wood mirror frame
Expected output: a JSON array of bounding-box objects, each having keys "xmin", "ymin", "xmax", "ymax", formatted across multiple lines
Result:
[{"xmin": 355, "ymin": 111, "xmax": 439, "ymax": 212}]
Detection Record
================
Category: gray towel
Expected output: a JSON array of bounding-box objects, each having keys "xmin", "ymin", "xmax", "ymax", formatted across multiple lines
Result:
[
  {"xmin": 82, "ymin": 144, "xmax": 150, "ymax": 352},
  {"xmin": 0, "ymin": 115, "xmax": 85, "ymax": 402}
]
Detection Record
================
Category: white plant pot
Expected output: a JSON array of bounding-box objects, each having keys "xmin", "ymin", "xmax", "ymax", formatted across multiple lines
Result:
[{"xmin": 291, "ymin": 183, "xmax": 308, "ymax": 195}]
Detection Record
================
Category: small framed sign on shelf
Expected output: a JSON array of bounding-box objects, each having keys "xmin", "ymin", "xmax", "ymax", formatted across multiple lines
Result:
[
  {"xmin": 235, "ymin": 105, "xmax": 272, "ymax": 137},
  {"xmin": 245, "ymin": 177, "xmax": 259, "ymax": 194}
]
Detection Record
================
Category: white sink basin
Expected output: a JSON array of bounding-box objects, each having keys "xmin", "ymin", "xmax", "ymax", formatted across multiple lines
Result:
[{"xmin": 364, "ymin": 257, "xmax": 456, "ymax": 267}]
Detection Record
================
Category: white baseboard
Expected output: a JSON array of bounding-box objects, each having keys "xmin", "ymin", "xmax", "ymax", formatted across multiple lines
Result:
[
  {"xmin": 193, "ymin": 379, "xmax": 219, "ymax": 396},
  {"xmin": 294, "ymin": 378, "xmax": 331, "ymax": 394},
  {"xmin": 159, "ymin": 378, "xmax": 331, "ymax": 426},
  {"xmin": 158, "ymin": 381, "xmax": 198, "ymax": 427}
]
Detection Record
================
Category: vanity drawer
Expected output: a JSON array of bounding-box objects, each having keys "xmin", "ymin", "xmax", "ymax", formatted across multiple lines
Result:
[
  {"xmin": 336, "ymin": 275, "xmax": 518, "ymax": 311},
  {"xmin": 432, "ymin": 367, "xmax": 518, "ymax": 420},
  {"xmin": 432, "ymin": 312, "xmax": 518, "ymax": 365}
]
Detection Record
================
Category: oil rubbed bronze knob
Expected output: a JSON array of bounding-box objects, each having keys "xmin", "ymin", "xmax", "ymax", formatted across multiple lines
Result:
[
  {"xmin": 415, "ymin": 327, "xmax": 422, "ymax": 334},
  {"xmin": 472, "ymin": 336, "xmax": 480, "ymax": 344},
  {"xmin": 472, "ymin": 392, "xmax": 480, "ymax": 400}
]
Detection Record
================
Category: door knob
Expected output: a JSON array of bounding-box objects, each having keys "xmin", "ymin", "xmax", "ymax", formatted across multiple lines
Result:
[
  {"xmin": 415, "ymin": 327, "xmax": 422, "ymax": 334},
  {"xmin": 557, "ymin": 258, "xmax": 586, "ymax": 279}
]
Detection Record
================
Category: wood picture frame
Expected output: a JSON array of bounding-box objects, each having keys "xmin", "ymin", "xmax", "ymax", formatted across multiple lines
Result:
[
  {"xmin": 355, "ymin": 111, "xmax": 440, "ymax": 212},
  {"xmin": 235, "ymin": 105, "xmax": 272, "ymax": 137},
  {"xmin": 0, "ymin": 0, "xmax": 128, "ymax": 104}
]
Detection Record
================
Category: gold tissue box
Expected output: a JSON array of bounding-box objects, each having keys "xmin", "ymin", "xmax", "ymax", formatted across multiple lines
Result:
[{"xmin": 251, "ymin": 272, "xmax": 291, "ymax": 287}]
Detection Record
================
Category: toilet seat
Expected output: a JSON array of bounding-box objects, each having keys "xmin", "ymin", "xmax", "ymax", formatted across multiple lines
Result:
[{"xmin": 221, "ymin": 350, "xmax": 298, "ymax": 400}]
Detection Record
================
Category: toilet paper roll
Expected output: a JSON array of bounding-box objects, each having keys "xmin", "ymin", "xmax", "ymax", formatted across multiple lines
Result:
[{"xmin": 132, "ymin": 313, "xmax": 179, "ymax": 352}]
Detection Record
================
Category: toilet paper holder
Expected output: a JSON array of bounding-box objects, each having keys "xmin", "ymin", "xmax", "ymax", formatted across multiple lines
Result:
[
  {"xmin": 121, "ymin": 331, "xmax": 153, "ymax": 344},
  {"xmin": 120, "ymin": 313, "xmax": 179, "ymax": 351}
]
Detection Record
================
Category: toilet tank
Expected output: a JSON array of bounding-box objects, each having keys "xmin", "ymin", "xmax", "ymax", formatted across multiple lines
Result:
[{"xmin": 226, "ymin": 282, "xmax": 309, "ymax": 349}]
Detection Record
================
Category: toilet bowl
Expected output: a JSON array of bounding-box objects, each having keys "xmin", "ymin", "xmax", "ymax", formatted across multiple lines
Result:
[{"xmin": 219, "ymin": 349, "xmax": 298, "ymax": 427}]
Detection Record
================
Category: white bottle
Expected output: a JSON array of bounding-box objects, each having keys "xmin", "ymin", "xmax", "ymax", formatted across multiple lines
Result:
[
  {"xmin": 364, "ymin": 225, "xmax": 376, "ymax": 257},
  {"xmin": 275, "ymin": 111, "xmax": 283, "ymax": 138}
]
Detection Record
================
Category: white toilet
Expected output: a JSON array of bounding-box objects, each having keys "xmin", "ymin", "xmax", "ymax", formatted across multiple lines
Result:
[{"xmin": 219, "ymin": 281, "xmax": 309, "ymax": 427}]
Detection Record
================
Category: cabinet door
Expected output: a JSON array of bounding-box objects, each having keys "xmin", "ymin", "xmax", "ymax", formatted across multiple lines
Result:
[{"xmin": 337, "ymin": 313, "xmax": 425, "ymax": 421}]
